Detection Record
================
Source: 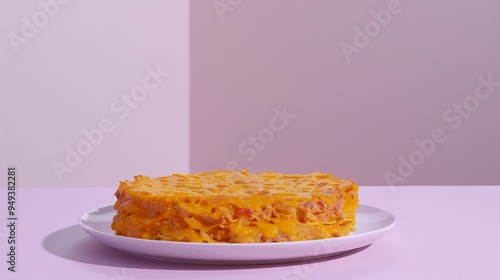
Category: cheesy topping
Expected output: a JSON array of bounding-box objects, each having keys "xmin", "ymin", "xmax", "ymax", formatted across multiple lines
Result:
[{"xmin": 112, "ymin": 170, "xmax": 359, "ymax": 243}]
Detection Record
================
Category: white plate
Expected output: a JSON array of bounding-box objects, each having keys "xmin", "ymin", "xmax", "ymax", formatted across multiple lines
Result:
[{"xmin": 79, "ymin": 204, "xmax": 396, "ymax": 265}]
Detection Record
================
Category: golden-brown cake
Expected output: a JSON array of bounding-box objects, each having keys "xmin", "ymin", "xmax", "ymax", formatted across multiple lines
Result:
[{"xmin": 111, "ymin": 170, "xmax": 358, "ymax": 243}]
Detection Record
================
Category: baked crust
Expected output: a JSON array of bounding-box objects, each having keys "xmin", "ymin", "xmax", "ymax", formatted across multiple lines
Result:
[{"xmin": 111, "ymin": 170, "xmax": 359, "ymax": 243}]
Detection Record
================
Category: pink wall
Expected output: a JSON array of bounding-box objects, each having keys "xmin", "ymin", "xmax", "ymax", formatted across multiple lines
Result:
[
  {"xmin": 1, "ymin": 1, "xmax": 499, "ymax": 187},
  {"xmin": 190, "ymin": 0, "xmax": 500, "ymax": 185},
  {"xmin": 0, "ymin": 1, "xmax": 189, "ymax": 187}
]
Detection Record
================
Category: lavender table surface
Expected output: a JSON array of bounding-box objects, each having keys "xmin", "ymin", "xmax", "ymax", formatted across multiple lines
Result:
[{"xmin": 1, "ymin": 186, "xmax": 499, "ymax": 280}]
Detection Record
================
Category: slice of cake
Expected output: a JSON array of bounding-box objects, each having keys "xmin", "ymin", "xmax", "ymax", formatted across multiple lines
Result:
[{"xmin": 111, "ymin": 170, "xmax": 359, "ymax": 243}]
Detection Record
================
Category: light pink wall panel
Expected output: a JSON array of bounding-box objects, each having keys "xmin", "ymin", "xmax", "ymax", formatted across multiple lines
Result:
[
  {"xmin": 190, "ymin": 0, "xmax": 500, "ymax": 185},
  {"xmin": 0, "ymin": 1, "xmax": 189, "ymax": 187}
]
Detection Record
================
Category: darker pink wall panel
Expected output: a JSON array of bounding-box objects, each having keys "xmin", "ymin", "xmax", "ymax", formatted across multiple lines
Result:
[{"xmin": 190, "ymin": 0, "xmax": 500, "ymax": 185}]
